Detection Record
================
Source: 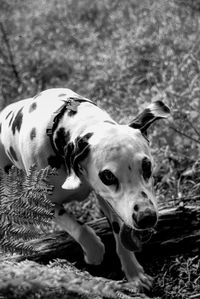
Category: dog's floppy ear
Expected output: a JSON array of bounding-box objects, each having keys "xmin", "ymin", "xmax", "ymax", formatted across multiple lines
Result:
[
  {"xmin": 62, "ymin": 132, "xmax": 93, "ymax": 190},
  {"xmin": 129, "ymin": 101, "xmax": 170, "ymax": 134}
]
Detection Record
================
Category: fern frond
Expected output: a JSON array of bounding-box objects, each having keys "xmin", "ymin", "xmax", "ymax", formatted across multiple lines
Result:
[
  {"xmin": 23, "ymin": 165, "xmax": 56, "ymax": 194},
  {"xmin": 0, "ymin": 237, "xmax": 35, "ymax": 255},
  {"xmin": 0, "ymin": 165, "xmax": 56, "ymax": 255},
  {"xmin": 4, "ymin": 224, "xmax": 44, "ymax": 240}
]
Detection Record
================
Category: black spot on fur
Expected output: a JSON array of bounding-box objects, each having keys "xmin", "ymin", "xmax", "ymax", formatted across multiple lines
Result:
[
  {"xmin": 9, "ymin": 113, "xmax": 14, "ymax": 127},
  {"xmin": 112, "ymin": 221, "xmax": 120, "ymax": 234},
  {"xmin": 141, "ymin": 191, "xmax": 148, "ymax": 198},
  {"xmin": 128, "ymin": 165, "xmax": 132, "ymax": 171},
  {"xmin": 4, "ymin": 164, "xmax": 12, "ymax": 174},
  {"xmin": 131, "ymin": 109, "xmax": 154, "ymax": 130},
  {"xmin": 64, "ymin": 142, "xmax": 74, "ymax": 175},
  {"xmin": 65, "ymin": 130, "xmax": 71, "ymax": 144},
  {"xmin": 157, "ymin": 101, "xmax": 170, "ymax": 113},
  {"xmin": 68, "ymin": 110, "xmax": 77, "ymax": 117},
  {"xmin": 64, "ymin": 132, "xmax": 93, "ymax": 176},
  {"xmin": 0, "ymin": 123, "xmax": 1, "ymax": 133},
  {"xmin": 11, "ymin": 107, "xmax": 23, "ymax": 134},
  {"xmin": 58, "ymin": 94, "xmax": 67, "ymax": 97},
  {"xmin": 6, "ymin": 111, "xmax": 12, "ymax": 119},
  {"xmin": 140, "ymin": 109, "xmax": 154, "ymax": 125},
  {"xmin": 129, "ymin": 108, "xmax": 156, "ymax": 131},
  {"xmin": 120, "ymin": 224, "xmax": 139, "ymax": 251},
  {"xmin": 142, "ymin": 157, "xmax": 152, "ymax": 181},
  {"xmin": 54, "ymin": 128, "xmax": 70, "ymax": 156},
  {"xmin": 9, "ymin": 146, "xmax": 18, "ymax": 161},
  {"xmin": 29, "ymin": 102, "xmax": 37, "ymax": 113},
  {"xmin": 58, "ymin": 208, "xmax": 66, "ymax": 216},
  {"xmin": 30, "ymin": 128, "xmax": 36, "ymax": 140},
  {"xmin": 47, "ymin": 155, "xmax": 63, "ymax": 169},
  {"xmin": 72, "ymin": 133, "xmax": 93, "ymax": 175}
]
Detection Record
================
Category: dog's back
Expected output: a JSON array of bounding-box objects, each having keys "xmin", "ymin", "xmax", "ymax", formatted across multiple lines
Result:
[{"xmin": 0, "ymin": 89, "xmax": 85, "ymax": 171}]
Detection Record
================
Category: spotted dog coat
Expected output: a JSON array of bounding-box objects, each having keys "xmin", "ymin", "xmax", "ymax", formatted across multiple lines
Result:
[{"xmin": 0, "ymin": 88, "xmax": 170, "ymax": 290}]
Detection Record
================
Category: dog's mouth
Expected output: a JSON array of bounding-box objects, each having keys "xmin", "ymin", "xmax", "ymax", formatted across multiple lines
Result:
[
  {"xmin": 120, "ymin": 223, "xmax": 155, "ymax": 252},
  {"xmin": 100, "ymin": 197, "xmax": 156, "ymax": 251}
]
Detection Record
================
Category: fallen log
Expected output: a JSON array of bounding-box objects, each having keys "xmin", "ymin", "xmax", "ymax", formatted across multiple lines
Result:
[{"xmin": 14, "ymin": 203, "xmax": 200, "ymax": 279}]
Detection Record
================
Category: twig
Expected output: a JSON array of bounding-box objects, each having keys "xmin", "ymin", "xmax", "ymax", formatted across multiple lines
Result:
[
  {"xmin": 0, "ymin": 21, "xmax": 21, "ymax": 85},
  {"xmin": 170, "ymin": 126, "xmax": 200, "ymax": 145},
  {"xmin": 185, "ymin": 115, "xmax": 200, "ymax": 138}
]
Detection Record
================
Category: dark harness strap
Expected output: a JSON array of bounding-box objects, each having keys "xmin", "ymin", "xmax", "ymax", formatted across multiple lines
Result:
[{"xmin": 46, "ymin": 96, "xmax": 95, "ymax": 156}]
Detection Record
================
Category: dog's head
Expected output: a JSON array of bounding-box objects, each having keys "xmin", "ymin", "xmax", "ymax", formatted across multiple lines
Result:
[{"xmin": 63, "ymin": 101, "xmax": 170, "ymax": 231}]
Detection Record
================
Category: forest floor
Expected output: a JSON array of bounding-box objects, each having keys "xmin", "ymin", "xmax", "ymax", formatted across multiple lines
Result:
[{"xmin": 1, "ymin": 0, "xmax": 200, "ymax": 298}]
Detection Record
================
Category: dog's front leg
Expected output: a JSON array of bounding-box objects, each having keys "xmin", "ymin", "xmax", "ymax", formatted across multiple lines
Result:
[
  {"xmin": 114, "ymin": 233, "xmax": 153, "ymax": 290},
  {"xmin": 97, "ymin": 195, "xmax": 153, "ymax": 290},
  {"xmin": 54, "ymin": 204, "xmax": 105, "ymax": 265}
]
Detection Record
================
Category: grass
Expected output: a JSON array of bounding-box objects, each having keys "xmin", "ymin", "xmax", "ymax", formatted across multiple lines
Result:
[{"xmin": 1, "ymin": 0, "xmax": 200, "ymax": 298}]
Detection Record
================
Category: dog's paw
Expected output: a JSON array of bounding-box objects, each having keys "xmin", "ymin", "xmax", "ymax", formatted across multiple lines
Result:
[
  {"xmin": 82, "ymin": 226, "xmax": 105, "ymax": 265},
  {"xmin": 126, "ymin": 270, "xmax": 153, "ymax": 291}
]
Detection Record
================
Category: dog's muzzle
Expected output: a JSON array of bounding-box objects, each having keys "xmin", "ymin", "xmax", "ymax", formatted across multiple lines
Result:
[
  {"xmin": 120, "ymin": 205, "xmax": 158, "ymax": 252},
  {"xmin": 132, "ymin": 207, "xmax": 158, "ymax": 230}
]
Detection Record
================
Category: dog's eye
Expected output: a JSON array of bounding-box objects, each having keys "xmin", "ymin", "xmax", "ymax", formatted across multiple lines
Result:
[
  {"xmin": 142, "ymin": 157, "xmax": 152, "ymax": 181},
  {"xmin": 99, "ymin": 169, "xmax": 118, "ymax": 186}
]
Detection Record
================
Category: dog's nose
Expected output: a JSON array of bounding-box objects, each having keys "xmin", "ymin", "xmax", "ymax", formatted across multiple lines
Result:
[{"xmin": 132, "ymin": 208, "xmax": 157, "ymax": 229}]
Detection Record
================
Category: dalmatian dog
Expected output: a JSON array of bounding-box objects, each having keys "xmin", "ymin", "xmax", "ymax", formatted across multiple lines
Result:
[{"xmin": 0, "ymin": 88, "xmax": 170, "ymax": 290}]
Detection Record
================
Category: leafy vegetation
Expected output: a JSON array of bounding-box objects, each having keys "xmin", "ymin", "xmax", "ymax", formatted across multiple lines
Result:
[
  {"xmin": 1, "ymin": 0, "xmax": 200, "ymax": 298},
  {"xmin": 0, "ymin": 165, "xmax": 55, "ymax": 255}
]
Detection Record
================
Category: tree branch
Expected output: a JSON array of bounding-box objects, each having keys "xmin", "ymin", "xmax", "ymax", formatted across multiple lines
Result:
[{"xmin": 10, "ymin": 204, "xmax": 200, "ymax": 279}]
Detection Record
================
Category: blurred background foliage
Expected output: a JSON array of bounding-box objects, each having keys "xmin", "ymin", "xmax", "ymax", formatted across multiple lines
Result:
[{"xmin": 1, "ymin": 0, "xmax": 200, "ymax": 204}]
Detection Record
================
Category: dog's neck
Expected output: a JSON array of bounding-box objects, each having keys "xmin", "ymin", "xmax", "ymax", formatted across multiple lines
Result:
[{"xmin": 52, "ymin": 101, "xmax": 116, "ymax": 157}]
